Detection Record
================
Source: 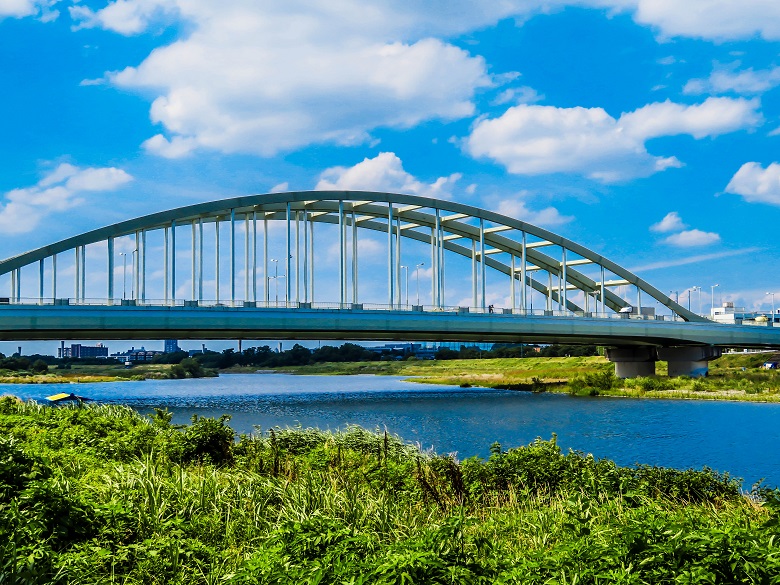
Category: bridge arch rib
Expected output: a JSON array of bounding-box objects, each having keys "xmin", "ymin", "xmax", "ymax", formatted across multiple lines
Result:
[{"xmin": 0, "ymin": 191, "xmax": 703, "ymax": 322}]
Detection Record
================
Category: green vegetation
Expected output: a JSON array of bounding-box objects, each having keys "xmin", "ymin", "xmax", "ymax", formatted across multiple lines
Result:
[
  {"xmin": 1, "ymin": 396, "xmax": 778, "ymax": 583},
  {"xmin": 0, "ymin": 356, "xmax": 217, "ymax": 384}
]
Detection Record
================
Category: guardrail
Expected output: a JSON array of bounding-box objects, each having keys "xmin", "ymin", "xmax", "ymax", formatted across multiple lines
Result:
[{"xmin": 0, "ymin": 296, "xmax": 715, "ymax": 323}]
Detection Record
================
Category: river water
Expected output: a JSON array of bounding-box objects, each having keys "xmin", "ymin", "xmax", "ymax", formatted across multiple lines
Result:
[{"xmin": 5, "ymin": 373, "xmax": 780, "ymax": 488}]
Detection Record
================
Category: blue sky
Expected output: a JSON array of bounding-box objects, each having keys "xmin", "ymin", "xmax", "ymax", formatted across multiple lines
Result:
[{"xmin": 1, "ymin": 1, "xmax": 780, "ymax": 354}]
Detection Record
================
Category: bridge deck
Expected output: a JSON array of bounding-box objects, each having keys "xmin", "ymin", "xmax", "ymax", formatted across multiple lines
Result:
[{"xmin": 1, "ymin": 303, "xmax": 779, "ymax": 348}]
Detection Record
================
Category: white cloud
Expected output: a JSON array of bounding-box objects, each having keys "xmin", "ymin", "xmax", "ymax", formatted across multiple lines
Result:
[
  {"xmin": 70, "ymin": 0, "xmax": 177, "ymax": 35},
  {"xmin": 662, "ymin": 229, "xmax": 721, "ymax": 247},
  {"xmin": 631, "ymin": 247, "xmax": 761, "ymax": 272},
  {"xmin": 269, "ymin": 182, "xmax": 289, "ymax": 194},
  {"xmin": 465, "ymin": 98, "xmax": 761, "ymax": 182},
  {"xmin": 619, "ymin": 98, "xmax": 761, "ymax": 140},
  {"xmin": 684, "ymin": 64, "xmax": 780, "ymax": 95},
  {"xmin": 0, "ymin": 163, "xmax": 132, "ymax": 234},
  {"xmin": 630, "ymin": 0, "xmax": 780, "ymax": 41},
  {"xmin": 69, "ymin": 0, "xmax": 780, "ymax": 43},
  {"xmin": 492, "ymin": 86, "xmax": 544, "ymax": 106},
  {"xmin": 61, "ymin": 0, "xmax": 780, "ymax": 160},
  {"xmin": 493, "ymin": 197, "xmax": 573, "ymax": 227},
  {"xmin": 0, "ymin": 0, "xmax": 52, "ymax": 19},
  {"xmin": 650, "ymin": 211, "xmax": 687, "ymax": 233},
  {"xmin": 75, "ymin": 1, "xmax": 493, "ymax": 158},
  {"xmin": 315, "ymin": 152, "xmax": 460, "ymax": 199},
  {"xmin": 725, "ymin": 161, "xmax": 780, "ymax": 205}
]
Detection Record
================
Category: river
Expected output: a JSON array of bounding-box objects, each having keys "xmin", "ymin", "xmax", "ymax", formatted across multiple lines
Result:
[{"xmin": 5, "ymin": 373, "xmax": 780, "ymax": 488}]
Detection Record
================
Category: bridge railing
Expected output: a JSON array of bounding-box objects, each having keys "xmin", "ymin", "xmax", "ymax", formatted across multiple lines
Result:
[{"xmin": 0, "ymin": 295, "xmax": 726, "ymax": 324}]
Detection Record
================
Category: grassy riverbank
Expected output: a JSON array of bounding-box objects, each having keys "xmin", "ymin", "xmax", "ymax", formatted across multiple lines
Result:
[
  {"xmin": 2, "ymin": 396, "xmax": 778, "ymax": 584},
  {"xmin": 267, "ymin": 352, "xmax": 780, "ymax": 402},
  {"xmin": 0, "ymin": 360, "xmax": 216, "ymax": 384}
]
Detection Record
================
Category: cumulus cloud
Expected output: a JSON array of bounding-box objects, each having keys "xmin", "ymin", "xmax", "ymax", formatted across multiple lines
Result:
[
  {"xmin": 465, "ymin": 97, "xmax": 761, "ymax": 182},
  {"xmin": 725, "ymin": 162, "xmax": 780, "ymax": 205},
  {"xmin": 663, "ymin": 229, "xmax": 721, "ymax": 247},
  {"xmin": 70, "ymin": 0, "xmax": 177, "ymax": 35},
  {"xmin": 684, "ymin": 63, "xmax": 780, "ymax": 95},
  {"xmin": 315, "ymin": 152, "xmax": 460, "ymax": 199},
  {"xmin": 72, "ymin": 1, "xmax": 493, "ymax": 158},
  {"xmin": 650, "ymin": 211, "xmax": 687, "ymax": 233},
  {"xmin": 0, "ymin": 0, "xmax": 53, "ymax": 19},
  {"xmin": 494, "ymin": 197, "xmax": 573, "ymax": 227},
  {"xmin": 70, "ymin": 0, "xmax": 780, "ymax": 43},
  {"xmin": 66, "ymin": 0, "xmax": 780, "ymax": 160},
  {"xmin": 0, "ymin": 163, "xmax": 132, "ymax": 234},
  {"xmin": 629, "ymin": 0, "xmax": 780, "ymax": 41}
]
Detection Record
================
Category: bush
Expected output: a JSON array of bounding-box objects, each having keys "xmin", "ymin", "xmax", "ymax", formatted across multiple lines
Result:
[
  {"xmin": 568, "ymin": 369, "xmax": 616, "ymax": 395},
  {"xmin": 182, "ymin": 414, "xmax": 234, "ymax": 466},
  {"xmin": 30, "ymin": 359, "xmax": 48, "ymax": 374}
]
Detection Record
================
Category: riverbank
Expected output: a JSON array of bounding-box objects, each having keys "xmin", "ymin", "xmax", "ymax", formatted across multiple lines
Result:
[
  {"xmin": 261, "ymin": 352, "xmax": 780, "ymax": 403},
  {"xmin": 0, "ymin": 361, "xmax": 216, "ymax": 384},
  {"xmin": 2, "ymin": 397, "xmax": 777, "ymax": 583}
]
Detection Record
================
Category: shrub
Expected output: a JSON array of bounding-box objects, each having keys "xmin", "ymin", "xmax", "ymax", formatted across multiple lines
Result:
[
  {"xmin": 182, "ymin": 414, "xmax": 234, "ymax": 466},
  {"xmin": 30, "ymin": 359, "xmax": 49, "ymax": 374}
]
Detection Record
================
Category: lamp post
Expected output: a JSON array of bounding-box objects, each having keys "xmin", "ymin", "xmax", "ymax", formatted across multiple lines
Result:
[
  {"xmin": 120, "ymin": 252, "xmax": 127, "ymax": 299},
  {"xmin": 415, "ymin": 262, "xmax": 424, "ymax": 305},
  {"xmin": 270, "ymin": 259, "xmax": 278, "ymax": 306},
  {"xmin": 401, "ymin": 265, "xmax": 408, "ymax": 307},
  {"xmin": 710, "ymin": 284, "xmax": 719, "ymax": 316},
  {"xmin": 767, "ymin": 292, "xmax": 776, "ymax": 323},
  {"xmin": 696, "ymin": 286, "xmax": 702, "ymax": 315}
]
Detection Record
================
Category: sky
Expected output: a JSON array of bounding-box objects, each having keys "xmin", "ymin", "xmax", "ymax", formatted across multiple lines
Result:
[{"xmin": 1, "ymin": 0, "xmax": 780, "ymax": 355}]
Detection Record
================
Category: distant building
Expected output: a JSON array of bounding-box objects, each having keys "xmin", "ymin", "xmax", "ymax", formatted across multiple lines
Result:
[
  {"xmin": 110, "ymin": 346, "xmax": 164, "ymax": 362},
  {"xmin": 711, "ymin": 302, "xmax": 767, "ymax": 324},
  {"xmin": 58, "ymin": 342, "xmax": 109, "ymax": 359},
  {"xmin": 164, "ymin": 339, "xmax": 181, "ymax": 353}
]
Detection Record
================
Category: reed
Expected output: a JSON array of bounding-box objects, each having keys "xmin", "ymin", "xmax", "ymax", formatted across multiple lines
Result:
[{"xmin": 1, "ymin": 397, "xmax": 777, "ymax": 584}]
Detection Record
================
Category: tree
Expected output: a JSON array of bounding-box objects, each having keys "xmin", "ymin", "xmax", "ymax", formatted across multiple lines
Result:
[{"xmin": 30, "ymin": 359, "xmax": 48, "ymax": 374}]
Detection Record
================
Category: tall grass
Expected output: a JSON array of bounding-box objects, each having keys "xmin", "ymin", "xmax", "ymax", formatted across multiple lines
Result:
[{"xmin": 1, "ymin": 397, "xmax": 778, "ymax": 584}]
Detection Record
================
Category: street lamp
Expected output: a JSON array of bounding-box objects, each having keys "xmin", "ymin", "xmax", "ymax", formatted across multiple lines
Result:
[
  {"xmin": 710, "ymin": 284, "xmax": 719, "ymax": 316},
  {"xmin": 415, "ymin": 262, "xmax": 425, "ymax": 305},
  {"xmin": 119, "ymin": 252, "xmax": 127, "ymax": 299},
  {"xmin": 401, "ymin": 265, "xmax": 408, "ymax": 307},
  {"xmin": 767, "ymin": 292, "xmax": 776, "ymax": 323},
  {"xmin": 270, "ymin": 259, "xmax": 278, "ymax": 306}
]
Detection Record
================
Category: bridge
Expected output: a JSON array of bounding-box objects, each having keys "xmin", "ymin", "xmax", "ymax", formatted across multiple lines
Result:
[{"xmin": 0, "ymin": 191, "xmax": 778, "ymax": 377}]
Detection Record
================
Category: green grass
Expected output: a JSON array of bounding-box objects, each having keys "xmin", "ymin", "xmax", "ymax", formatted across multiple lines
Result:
[{"xmin": 1, "ymin": 397, "xmax": 779, "ymax": 583}]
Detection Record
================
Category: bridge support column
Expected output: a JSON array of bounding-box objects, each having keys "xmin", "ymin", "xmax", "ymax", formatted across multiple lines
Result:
[
  {"xmin": 657, "ymin": 346, "xmax": 722, "ymax": 378},
  {"xmin": 605, "ymin": 346, "xmax": 657, "ymax": 378}
]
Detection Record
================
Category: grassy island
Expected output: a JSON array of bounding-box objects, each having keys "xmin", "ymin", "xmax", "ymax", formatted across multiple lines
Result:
[
  {"xmin": 0, "ymin": 358, "xmax": 217, "ymax": 384},
  {"xmin": 1, "ymin": 396, "xmax": 779, "ymax": 583}
]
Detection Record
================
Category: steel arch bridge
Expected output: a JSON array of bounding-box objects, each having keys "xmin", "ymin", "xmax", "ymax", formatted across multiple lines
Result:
[{"xmin": 0, "ymin": 190, "xmax": 778, "ymax": 376}]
